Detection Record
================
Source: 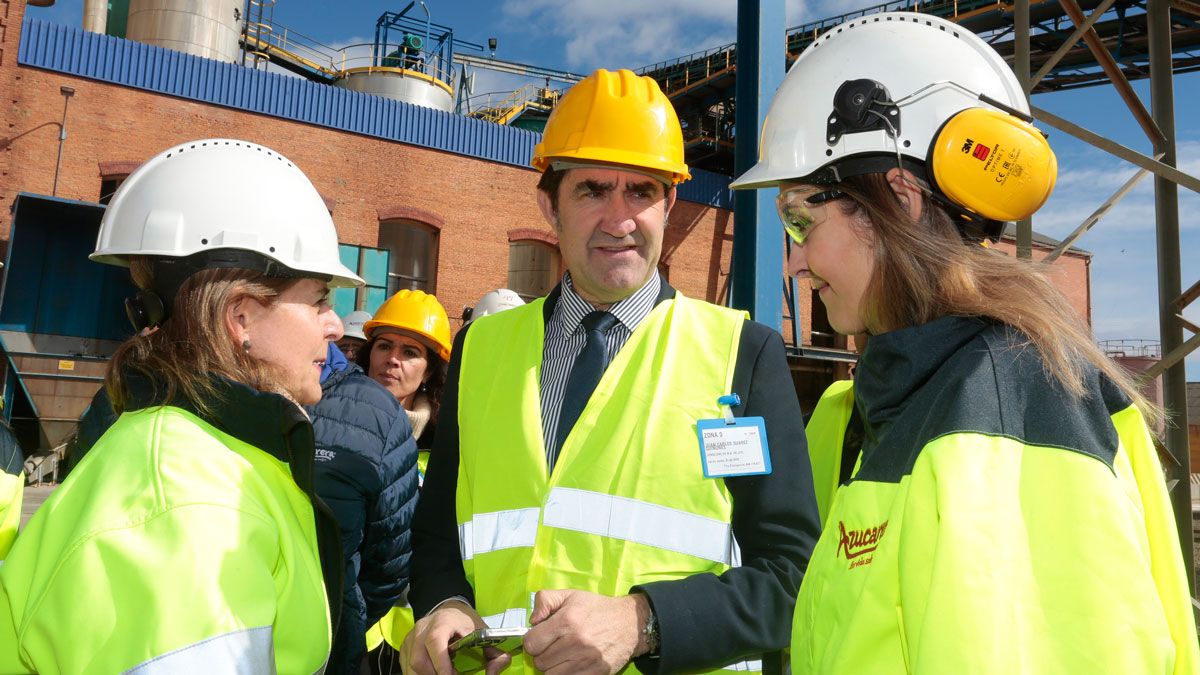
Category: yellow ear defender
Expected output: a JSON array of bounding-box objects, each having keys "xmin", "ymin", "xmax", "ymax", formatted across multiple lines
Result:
[{"xmin": 928, "ymin": 107, "xmax": 1057, "ymax": 223}]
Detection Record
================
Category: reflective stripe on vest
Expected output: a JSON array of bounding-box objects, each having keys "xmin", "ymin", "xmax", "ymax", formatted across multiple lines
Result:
[
  {"xmin": 123, "ymin": 626, "xmax": 277, "ymax": 675},
  {"xmin": 458, "ymin": 507, "xmax": 540, "ymax": 561},
  {"xmin": 724, "ymin": 660, "xmax": 763, "ymax": 671},
  {"xmin": 458, "ymin": 489, "xmax": 739, "ymax": 566},
  {"xmin": 544, "ymin": 488, "xmax": 737, "ymax": 565},
  {"xmin": 481, "ymin": 607, "xmax": 530, "ymax": 629}
]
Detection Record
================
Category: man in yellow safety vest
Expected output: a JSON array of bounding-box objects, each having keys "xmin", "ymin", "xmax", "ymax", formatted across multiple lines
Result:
[{"xmin": 401, "ymin": 69, "xmax": 821, "ymax": 675}]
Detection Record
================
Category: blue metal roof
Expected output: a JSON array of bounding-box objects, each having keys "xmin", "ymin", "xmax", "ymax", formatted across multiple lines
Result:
[{"xmin": 17, "ymin": 17, "xmax": 733, "ymax": 209}]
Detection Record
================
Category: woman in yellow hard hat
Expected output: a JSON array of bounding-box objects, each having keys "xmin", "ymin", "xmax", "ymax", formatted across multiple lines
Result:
[
  {"xmin": 357, "ymin": 288, "xmax": 451, "ymax": 452},
  {"xmin": 357, "ymin": 288, "xmax": 451, "ymax": 671}
]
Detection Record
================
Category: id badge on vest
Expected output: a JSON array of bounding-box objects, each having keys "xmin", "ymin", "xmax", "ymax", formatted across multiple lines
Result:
[{"xmin": 696, "ymin": 394, "xmax": 772, "ymax": 478}]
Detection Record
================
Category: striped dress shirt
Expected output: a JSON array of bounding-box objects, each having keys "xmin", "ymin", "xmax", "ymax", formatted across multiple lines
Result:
[{"xmin": 540, "ymin": 272, "xmax": 662, "ymax": 468}]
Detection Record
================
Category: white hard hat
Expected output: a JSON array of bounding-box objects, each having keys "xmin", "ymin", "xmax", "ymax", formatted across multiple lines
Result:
[
  {"xmin": 468, "ymin": 289, "xmax": 525, "ymax": 323},
  {"xmin": 341, "ymin": 310, "xmax": 372, "ymax": 341},
  {"xmin": 730, "ymin": 12, "xmax": 1027, "ymax": 190},
  {"xmin": 92, "ymin": 139, "xmax": 363, "ymax": 288}
]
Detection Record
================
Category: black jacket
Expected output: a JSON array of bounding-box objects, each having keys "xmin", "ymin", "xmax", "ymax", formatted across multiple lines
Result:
[
  {"xmin": 410, "ymin": 281, "xmax": 821, "ymax": 674},
  {"xmin": 63, "ymin": 386, "xmax": 119, "ymax": 478},
  {"xmin": 1, "ymin": 420, "xmax": 21, "ymax": 476},
  {"xmin": 307, "ymin": 361, "xmax": 419, "ymax": 675}
]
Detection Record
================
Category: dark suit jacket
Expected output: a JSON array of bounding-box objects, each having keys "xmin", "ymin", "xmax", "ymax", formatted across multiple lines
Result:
[{"xmin": 410, "ymin": 280, "xmax": 820, "ymax": 673}]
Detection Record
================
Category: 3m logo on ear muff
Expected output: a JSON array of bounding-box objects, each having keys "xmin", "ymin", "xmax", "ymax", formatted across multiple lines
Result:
[{"xmin": 930, "ymin": 107, "xmax": 1057, "ymax": 222}]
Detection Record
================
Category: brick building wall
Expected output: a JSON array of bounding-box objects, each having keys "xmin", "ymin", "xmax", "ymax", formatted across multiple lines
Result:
[
  {"xmin": 0, "ymin": 7, "xmax": 732, "ymax": 333},
  {"xmin": 992, "ymin": 238, "xmax": 1092, "ymax": 324}
]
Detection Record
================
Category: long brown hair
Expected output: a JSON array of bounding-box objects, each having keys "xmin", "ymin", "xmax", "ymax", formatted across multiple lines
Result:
[
  {"xmin": 837, "ymin": 172, "xmax": 1160, "ymax": 426},
  {"xmin": 106, "ymin": 259, "xmax": 298, "ymax": 417}
]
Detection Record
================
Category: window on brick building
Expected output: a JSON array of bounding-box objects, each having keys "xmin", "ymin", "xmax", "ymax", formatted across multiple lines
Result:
[
  {"xmin": 379, "ymin": 220, "xmax": 439, "ymax": 295},
  {"xmin": 99, "ymin": 175, "xmax": 128, "ymax": 205},
  {"xmin": 508, "ymin": 241, "xmax": 561, "ymax": 301},
  {"xmin": 332, "ymin": 244, "xmax": 390, "ymax": 317}
]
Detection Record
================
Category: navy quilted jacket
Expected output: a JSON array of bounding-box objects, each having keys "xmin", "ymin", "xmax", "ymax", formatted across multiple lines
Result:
[{"xmin": 308, "ymin": 344, "xmax": 418, "ymax": 674}]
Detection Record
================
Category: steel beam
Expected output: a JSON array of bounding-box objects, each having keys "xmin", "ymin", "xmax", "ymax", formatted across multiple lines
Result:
[
  {"xmin": 1176, "ymin": 313, "xmax": 1200, "ymax": 336},
  {"xmin": 1137, "ymin": 331, "xmax": 1200, "ymax": 383},
  {"xmin": 452, "ymin": 53, "xmax": 583, "ymax": 83},
  {"xmin": 1147, "ymin": 0, "xmax": 1194, "ymax": 594},
  {"xmin": 731, "ymin": 0, "xmax": 785, "ymax": 328},
  {"xmin": 1016, "ymin": 0, "xmax": 1034, "ymax": 259},
  {"xmin": 1043, "ymin": 160, "xmax": 1156, "ymax": 264},
  {"xmin": 1171, "ymin": 277, "xmax": 1200, "ymax": 310},
  {"xmin": 1030, "ymin": 105, "xmax": 1200, "ymax": 193},
  {"xmin": 1030, "ymin": 0, "xmax": 1119, "ymax": 89},
  {"xmin": 1171, "ymin": 0, "xmax": 1200, "ymax": 17},
  {"xmin": 1059, "ymin": 0, "xmax": 1167, "ymax": 146}
]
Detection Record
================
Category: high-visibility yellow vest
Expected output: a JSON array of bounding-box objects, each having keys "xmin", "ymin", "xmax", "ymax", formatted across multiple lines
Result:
[
  {"xmin": 366, "ymin": 451, "xmax": 429, "ymax": 653},
  {"xmin": 0, "ymin": 470, "xmax": 22, "ymax": 559},
  {"xmin": 0, "ymin": 405, "xmax": 330, "ymax": 675},
  {"xmin": 804, "ymin": 380, "xmax": 854, "ymax": 526},
  {"xmin": 457, "ymin": 294, "xmax": 758, "ymax": 674},
  {"xmin": 793, "ymin": 400, "xmax": 1200, "ymax": 675}
]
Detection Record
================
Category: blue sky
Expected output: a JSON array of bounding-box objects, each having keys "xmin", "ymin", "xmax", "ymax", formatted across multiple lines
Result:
[{"xmin": 28, "ymin": 0, "xmax": 1200, "ymax": 380}]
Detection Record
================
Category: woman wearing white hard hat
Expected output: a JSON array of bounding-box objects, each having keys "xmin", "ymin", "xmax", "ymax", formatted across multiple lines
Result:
[
  {"xmin": 732, "ymin": 13, "xmax": 1198, "ymax": 674},
  {"xmin": 0, "ymin": 139, "xmax": 364, "ymax": 674},
  {"xmin": 337, "ymin": 309, "xmax": 372, "ymax": 361}
]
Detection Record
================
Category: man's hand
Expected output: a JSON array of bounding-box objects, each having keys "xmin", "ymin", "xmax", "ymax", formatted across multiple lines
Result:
[
  {"xmin": 523, "ymin": 590, "xmax": 652, "ymax": 675},
  {"xmin": 400, "ymin": 600, "xmax": 512, "ymax": 675}
]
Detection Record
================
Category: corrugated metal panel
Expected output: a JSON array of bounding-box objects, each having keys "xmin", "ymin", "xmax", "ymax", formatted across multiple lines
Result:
[{"xmin": 17, "ymin": 17, "xmax": 732, "ymax": 208}]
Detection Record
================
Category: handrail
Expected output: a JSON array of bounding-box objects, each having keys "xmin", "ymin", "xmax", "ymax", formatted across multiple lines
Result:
[
  {"xmin": 468, "ymin": 84, "xmax": 561, "ymax": 124},
  {"xmin": 243, "ymin": 20, "xmax": 342, "ymax": 76},
  {"xmin": 637, "ymin": 0, "xmax": 1025, "ymax": 80},
  {"xmin": 3, "ymin": 350, "xmax": 110, "ymax": 362},
  {"xmin": 242, "ymin": 21, "xmax": 458, "ymax": 86}
]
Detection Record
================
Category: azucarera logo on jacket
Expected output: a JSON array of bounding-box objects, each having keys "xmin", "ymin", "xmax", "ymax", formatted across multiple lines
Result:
[
  {"xmin": 314, "ymin": 448, "xmax": 336, "ymax": 462},
  {"xmin": 836, "ymin": 520, "xmax": 888, "ymax": 569}
]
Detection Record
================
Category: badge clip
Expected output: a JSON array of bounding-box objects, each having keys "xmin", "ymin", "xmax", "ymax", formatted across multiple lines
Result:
[{"xmin": 717, "ymin": 393, "xmax": 741, "ymax": 425}]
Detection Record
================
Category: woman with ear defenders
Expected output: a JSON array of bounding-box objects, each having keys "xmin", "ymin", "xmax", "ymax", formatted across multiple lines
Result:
[
  {"xmin": 733, "ymin": 13, "xmax": 1199, "ymax": 675},
  {"xmin": 0, "ymin": 139, "xmax": 365, "ymax": 674}
]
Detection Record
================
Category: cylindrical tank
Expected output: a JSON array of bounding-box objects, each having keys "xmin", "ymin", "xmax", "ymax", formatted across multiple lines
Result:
[
  {"xmin": 1103, "ymin": 339, "xmax": 1164, "ymax": 435},
  {"xmin": 82, "ymin": 0, "xmax": 106, "ymax": 33},
  {"xmin": 125, "ymin": 0, "xmax": 243, "ymax": 63},
  {"xmin": 334, "ymin": 68, "xmax": 454, "ymax": 112}
]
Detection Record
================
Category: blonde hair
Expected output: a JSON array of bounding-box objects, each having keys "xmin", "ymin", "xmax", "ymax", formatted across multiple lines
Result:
[
  {"xmin": 106, "ymin": 259, "xmax": 299, "ymax": 417},
  {"xmin": 838, "ymin": 172, "xmax": 1160, "ymax": 427}
]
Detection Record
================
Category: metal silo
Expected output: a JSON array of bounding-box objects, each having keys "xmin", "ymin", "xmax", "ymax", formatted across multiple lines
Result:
[
  {"xmin": 1102, "ymin": 339, "xmax": 1165, "ymax": 435},
  {"xmin": 125, "ymin": 0, "xmax": 243, "ymax": 63}
]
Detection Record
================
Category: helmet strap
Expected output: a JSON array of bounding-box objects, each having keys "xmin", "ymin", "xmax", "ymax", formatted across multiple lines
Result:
[{"xmin": 130, "ymin": 250, "xmax": 331, "ymax": 330}]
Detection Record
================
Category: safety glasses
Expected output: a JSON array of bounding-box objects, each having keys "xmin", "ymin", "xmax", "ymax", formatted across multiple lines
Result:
[{"xmin": 775, "ymin": 189, "xmax": 846, "ymax": 245}]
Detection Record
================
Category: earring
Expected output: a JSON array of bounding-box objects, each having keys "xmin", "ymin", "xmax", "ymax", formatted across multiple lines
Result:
[{"xmin": 242, "ymin": 339, "xmax": 252, "ymax": 353}]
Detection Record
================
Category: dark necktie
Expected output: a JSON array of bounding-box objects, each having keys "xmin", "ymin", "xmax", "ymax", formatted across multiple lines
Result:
[{"xmin": 553, "ymin": 310, "xmax": 619, "ymax": 463}]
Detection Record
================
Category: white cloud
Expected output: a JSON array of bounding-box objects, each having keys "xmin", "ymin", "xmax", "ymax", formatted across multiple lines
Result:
[
  {"xmin": 1039, "ymin": 139, "xmax": 1200, "ymax": 379},
  {"xmin": 500, "ymin": 0, "xmax": 831, "ymax": 70}
]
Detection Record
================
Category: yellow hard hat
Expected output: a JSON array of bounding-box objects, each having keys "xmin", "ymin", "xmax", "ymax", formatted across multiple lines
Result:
[
  {"xmin": 532, "ymin": 69, "xmax": 690, "ymax": 185},
  {"xmin": 363, "ymin": 289, "xmax": 452, "ymax": 361}
]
